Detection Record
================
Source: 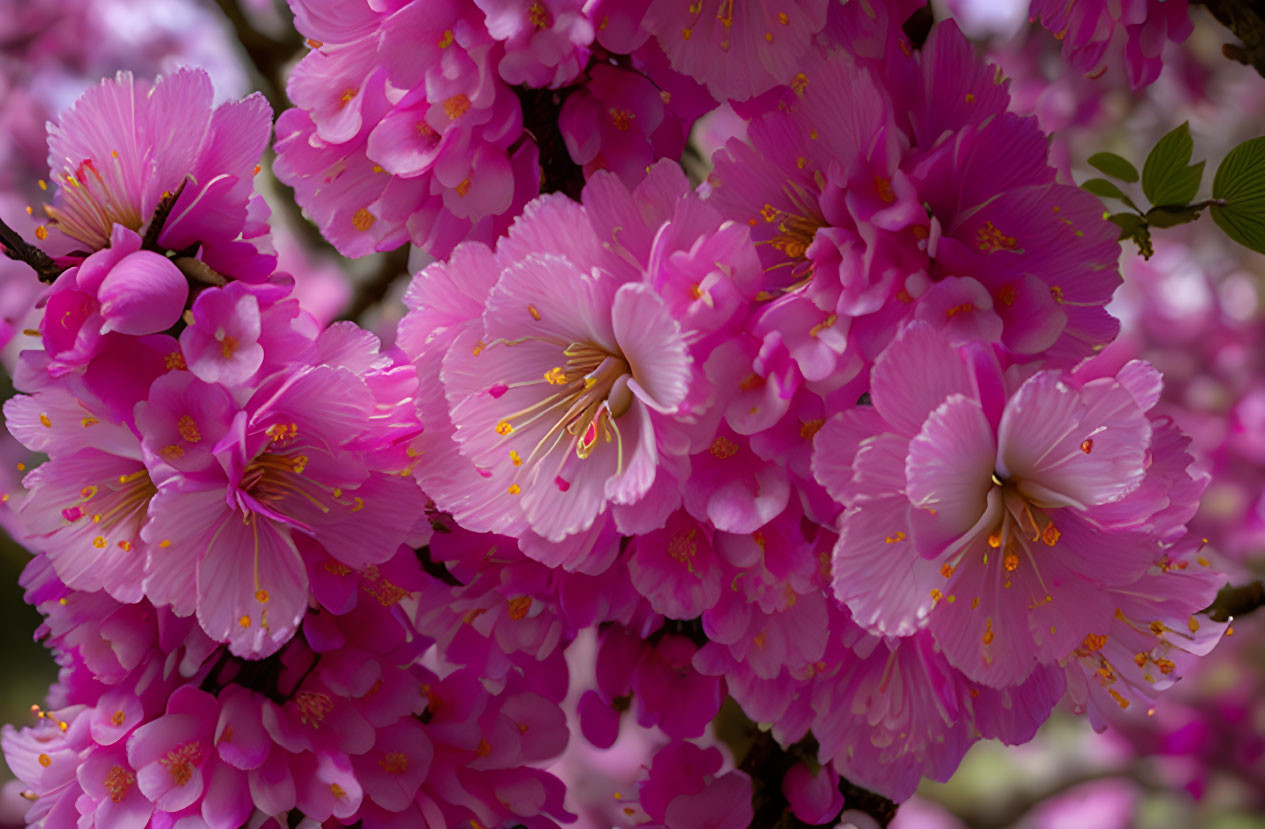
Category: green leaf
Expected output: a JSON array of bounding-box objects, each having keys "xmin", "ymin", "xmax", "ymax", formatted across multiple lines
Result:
[
  {"xmin": 1144, "ymin": 205, "xmax": 1202, "ymax": 228},
  {"xmin": 1108, "ymin": 212, "xmax": 1144, "ymax": 235},
  {"xmin": 1088, "ymin": 152, "xmax": 1139, "ymax": 183},
  {"xmin": 1142, "ymin": 122, "xmax": 1204, "ymax": 206},
  {"xmin": 1211, "ymin": 135, "xmax": 1265, "ymax": 254},
  {"xmin": 1081, "ymin": 178, "xmax": 1126, "ymax": 200}
]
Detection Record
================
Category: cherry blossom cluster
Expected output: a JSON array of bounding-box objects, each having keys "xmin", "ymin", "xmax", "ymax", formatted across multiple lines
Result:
[
  {"xmin": 397, "ymin": 8, "xmax": 1228, "ymax": 809},
  {"xmin": 0, "ymin": 68, "xmax": 582, "ymax": 827},
  {"xmin": 273, "ymin": 0, "xmax": 716, "ymax": 259},
  {"xmin": 0, "ymin": 1, "xmax": 1236, "ymax": 827},
  {"xmin": 1028, "ymin": 0, "xmax": 1192, "ymax": 89}
]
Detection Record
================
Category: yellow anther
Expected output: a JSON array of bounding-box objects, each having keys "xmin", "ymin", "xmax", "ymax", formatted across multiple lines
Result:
[
  {"xmin": 177, "ymin": 415, "xmax": 201, "ymax": 443},
  {"xmin": 1041, "ymin": 523, "xmax": 1060, "ymax": 546}
]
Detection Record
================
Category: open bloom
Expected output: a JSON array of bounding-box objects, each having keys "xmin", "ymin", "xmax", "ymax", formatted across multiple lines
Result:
[
  {"xmin": 815, "ymin": 321, "xmax": 1206, "ymax": 687},
  {"xmin": 136, "ymin": 364, "xmax": 424, "ymax": 657},
  {"xmin": 403, "ymin": 162, "xmax": 758, "ymax": 568},
  {"xmin": 439, "ymin": 250, "xmax": 692, "ymax": 543},
  {"xmin": 44, "ymin": 67, "xmax": 274, "ymax": 277}
]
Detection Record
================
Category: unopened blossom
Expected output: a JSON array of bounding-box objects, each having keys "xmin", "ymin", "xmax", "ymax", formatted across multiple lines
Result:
[{"xmin": 36, "ymin": 226, "xmax": 186, "ymax": 377}]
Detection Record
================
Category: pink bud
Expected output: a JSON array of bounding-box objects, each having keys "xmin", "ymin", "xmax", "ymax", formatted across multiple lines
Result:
[{"xmin": 97, "ymin": 251, "xmax": 188, "ymax": 336}]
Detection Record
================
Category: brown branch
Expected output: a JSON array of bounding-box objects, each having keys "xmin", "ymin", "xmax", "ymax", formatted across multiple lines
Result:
[
  {"xmin": 0, "ymin": 216, "xmax": 62, "ymax": 283},
  {"xmin": 1206, "ymin": 579, "xmax": 1265, "ymax": 622},
  {"xmin": 338, "ymin": 246, "xmax": 411, "ymax": 324},
  {"xmin": 208, "ymin": 0, "xmax": 303, "ymax": 112},
  {"xmin": 729, "ymin": 716, "xmax": 898, "ymax": 828},
  {"xmin": 1191, "ymin": 0, "xmax": 1265, "ymax": 77}
]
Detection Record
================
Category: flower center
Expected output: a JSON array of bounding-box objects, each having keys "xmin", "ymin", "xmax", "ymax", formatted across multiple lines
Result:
[
  {"xmin": 159, "ymin": 740, "xmax": 203, "ymax": 786},
  {"xmin": 983, "ymin": 480, "xmax": 1061, "ymax": 576},
  {"xmin": 492, "ymin": 340, "xmax": 633, "ymax": 488}
]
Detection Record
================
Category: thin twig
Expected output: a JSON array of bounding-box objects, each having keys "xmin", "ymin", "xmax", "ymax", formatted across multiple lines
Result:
[
  {"xmin": 0, "ymin": 216, "xmax": 62, "ymax": 283},
  {"xmin": 208, "ymin": 0, "xmax": 302, "ymax": 111},
  {"xmin": 339, "ymin": 246, "xmax": 411, "ymax": 324},
  {"xmin": 1191, "ymin": 0, "xmax": 1265, "ymax": 77},
  {"xmin": 1206, "ymin": 579, "xmax": 1265, "ymax": 622}
]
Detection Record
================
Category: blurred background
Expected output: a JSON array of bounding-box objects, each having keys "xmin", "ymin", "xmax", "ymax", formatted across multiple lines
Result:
[{"xmin": 1, "ymin": 1, "xmax": 1263, "ymax": 827}]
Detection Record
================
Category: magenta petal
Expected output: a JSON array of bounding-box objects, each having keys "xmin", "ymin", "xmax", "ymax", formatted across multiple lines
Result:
[
  {"xmin": 869, "ymin": 321, "xmax": 973, "ymax": 438},
  {"xmin": 905, "ymin": 395, "xmax": 996, "ymax": 556},
  {"xmin": 97, "ymin": 252, "xmax": 188, "ymax": 336},
  {"xmin": 195, "ymin": 513, "xmax": 307, "ymax": 657},
  {"xmin": 613, "ymin": 282, "xmax": 691, "ymax": 414},
  {"xmin": 577, "ymin": 690, "xmax": 620, "ymax": 749},
  {"xmin": 998, "ymin": 372, "xmax": 1149, "ymax": 510},
  {"xmin": 783, "ymin": 764, "xmax": 843, "ymax": 826},
  {"xmin": 832, "ymin": 434, "xmax": 940, "ymax": 637},
  {"xmin": 201, "ymin": 762, "xmax": 252, "ymax": 829}
]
